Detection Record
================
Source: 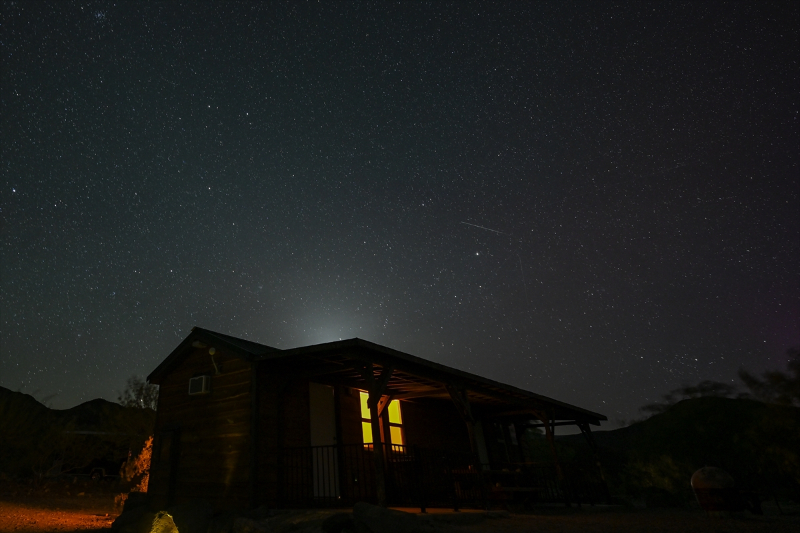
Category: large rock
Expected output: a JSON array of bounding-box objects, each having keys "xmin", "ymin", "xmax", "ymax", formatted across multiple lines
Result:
[
  {"xmin": 111, "ymin": 506, "xmax": 150, "ymax": 533},
  {"xmin": 206, "ymin": 512, "xmax": 237, "ymax": 533},
  {"xmin": 113, "ymin": 510, "xmax": 178, "ymax": 533},
  {"xmin": 167, "ymin": 502, "xmax": 215, "ymax": 533},
  {"xmin": 123, "ymin": 493, "xmax": 150, "ymax": 513},
  {"xmin": 322, "ymin": 512, "xmax": 355, "ymax": 533},
  {"xmin": 146, "ymin": 511, "xmax": 180, "ymax": 533},
  {"xmin": 232, "ymin": 516, "xmax": 270, "ymax": 533},
  {"xmin": 352, "ymin": 502, "xmax": 419, "ymax": 533}
]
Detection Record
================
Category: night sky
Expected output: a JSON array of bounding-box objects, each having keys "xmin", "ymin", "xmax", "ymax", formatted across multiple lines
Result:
[{"xmin": 2, "ymin": 1, "xmax": 798, "ymax": 427}]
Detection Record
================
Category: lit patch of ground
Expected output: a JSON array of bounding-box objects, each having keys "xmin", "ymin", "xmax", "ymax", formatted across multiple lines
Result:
[{"xmin": 0, "ymin": 494, "xmax": 117, "ymax": 533}]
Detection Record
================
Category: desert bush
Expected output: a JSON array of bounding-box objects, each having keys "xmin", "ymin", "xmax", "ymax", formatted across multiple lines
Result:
[{"xmin": 115, "ymin": 435, "xmax": 152, "ymax": 509}]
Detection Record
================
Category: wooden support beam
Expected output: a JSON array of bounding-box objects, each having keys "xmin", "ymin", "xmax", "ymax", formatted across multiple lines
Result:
[
  {"xmin": 446, "ymin": 384, "xmax": 491, "ymax": 469},
  {"xmin": 248, "ymin": 360, "xmax": 259, "ymax": 509},
  {"xmin": 373, "ymin": 365, "xmax": 395, "ymax": 406},
  {"xmin": 489, "ymin": 408, "xmax": 552, "ymax": 418},
  {"xmin": 529, "ymin": 408, "xmax": 565, "ymax": 481},
  {"xmin": 520, "ymin": 420, "xmax": 580, "ymax": 428},
  {"xmin": 576, "ymin": 422, "xmax": 598, "ymax": 455},
  {"xmin": 577, "ymin": 421, "xmax": 607, "ymax": 486},
  {"xmin": 358, "ymin": 363, "xmax": 394, "ymax": 507},
  {"xmin": 391, "ymin": 388, "xmax": 447, "ymax": 400},
  {"xmin": 376, "ymin": 394, "xmax": 394, "ymax": 417},
  {"xmin": 446, "ymin": 384, "xmax": 474, "ymax": 424}
]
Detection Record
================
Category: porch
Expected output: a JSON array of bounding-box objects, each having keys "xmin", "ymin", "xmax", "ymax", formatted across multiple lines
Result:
[{"xmin": 278, "ymin": 443, "xmax": 608, "ymax": 511}]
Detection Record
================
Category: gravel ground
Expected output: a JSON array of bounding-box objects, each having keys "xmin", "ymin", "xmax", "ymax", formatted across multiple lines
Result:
[
  {"xmin": 439, "ymin": 507, "xmax": 800, "ymax": 533},
  {"xmin": 1, "ymin": 490, "xmax": 798, "ymax": 533},
  {"xmin": 0, "ymin": 497, "xmax": 116, "ymax": 533}
]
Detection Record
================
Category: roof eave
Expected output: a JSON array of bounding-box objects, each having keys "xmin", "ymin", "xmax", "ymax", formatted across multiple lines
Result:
[{"xmin": 255, "ymin": 337, "xmax": 607, "ymax": 423}]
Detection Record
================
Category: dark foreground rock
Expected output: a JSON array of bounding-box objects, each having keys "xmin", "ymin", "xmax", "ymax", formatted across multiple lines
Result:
[
  {"xmin": 111, "ymin": 506, "xmax": 151, "ymax": 533},
  {"xmin": 322, "ymin": 512, "xmax": 355, "ymax": 533},
  {"xmin": 352, "ymin": 502, "xmax": 419, "ymax": 533},
  {"xmin": 112, "ymin": 500, "xmax": 509, "ymax": 533},
  {"xmin": 168, "ymin": 501, "xmax": 215, "ymax": 533},
  {"xmin": 112, "ymin": 510, "xmax": 178, "ymax": 533}
]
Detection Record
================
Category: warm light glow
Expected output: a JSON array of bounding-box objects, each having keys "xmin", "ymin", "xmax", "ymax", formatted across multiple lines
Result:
[
  {"xmin": 388, "ymin": 400, "xmax": 402, "ymax": 424},
  {"xmin": 361, "ymin": 421, "xmax": 373, "ymax": 444},
  {"xmin": 390, "ymin": 425, "xmax": 404, "ymax": 445},
  {"xmin": 358, "ymin": 391, "xmax": 404, "ymax": 446},
  {"xmin": 360, "ymin": 391, "xmax": 371, "ymax": 419}
]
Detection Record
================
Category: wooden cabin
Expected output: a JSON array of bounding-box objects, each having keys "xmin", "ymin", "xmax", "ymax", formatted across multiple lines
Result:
[{"xmin": 146, "ymin": 327, "xmax": 607, "ymax": 510}]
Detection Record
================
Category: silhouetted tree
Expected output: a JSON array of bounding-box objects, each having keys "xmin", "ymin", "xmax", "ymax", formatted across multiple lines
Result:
[
  {"xmin": 739, "ymin": 347, "xmax": 800, "ymax": 407},
  {"xmin": 117, "ymin": 375, "xmax": 159, "ymax": 410},
  {"xmin": 640, "ymin": 380, "xmax": 738, "ymax": 415}
]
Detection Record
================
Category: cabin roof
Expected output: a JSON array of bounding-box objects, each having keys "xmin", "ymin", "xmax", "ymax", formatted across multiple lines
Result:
[
  {"xmin": 147, "ymin": 327, "xmax": 278, "ymax": 382},
  {"xmin": 148, "ymin": 327, "xmax": 607, "ymax": 425}
]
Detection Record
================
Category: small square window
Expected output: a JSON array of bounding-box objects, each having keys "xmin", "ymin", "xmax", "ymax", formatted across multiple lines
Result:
[{"xmin": 188, "ymin": 375, "xmax": 211, "ymax": 395}]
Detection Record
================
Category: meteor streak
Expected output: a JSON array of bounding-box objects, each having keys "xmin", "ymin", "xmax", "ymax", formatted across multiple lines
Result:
[{"xmin": 460, "ymin": 221, "xmax": 509, "ymax": 235}]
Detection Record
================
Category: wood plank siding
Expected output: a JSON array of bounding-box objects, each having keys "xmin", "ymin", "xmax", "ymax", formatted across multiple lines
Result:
[
  {"xmin": 254, "ymin": 364, "xmax": 312, "ymax": 507},
  {"xmin": 148, "ymin": 346, "xmax": 252, "ymax": 510},
  {"xmin": 402, "ymin": 397, "xmax": 472, "ymax": 453}
]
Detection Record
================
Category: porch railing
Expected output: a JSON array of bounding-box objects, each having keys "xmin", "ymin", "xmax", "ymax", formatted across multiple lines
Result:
[{"xmin": 279, "ymin": 443, "xmax": 607, "ymax": 509}]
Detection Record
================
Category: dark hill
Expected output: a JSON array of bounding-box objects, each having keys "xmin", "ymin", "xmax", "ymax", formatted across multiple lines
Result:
[
  {"xmin": 0, "ymin": 386, "xmax": 155, "ymax": 478},
  {"xmin": 560, "ymin": 397, "xmax": 800, "ymax": 502}
]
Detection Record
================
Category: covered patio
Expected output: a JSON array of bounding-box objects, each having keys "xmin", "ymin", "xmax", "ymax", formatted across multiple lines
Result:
[{"xmin": 255, "ymin": 338, "xmax": 608, "ymax": 510}]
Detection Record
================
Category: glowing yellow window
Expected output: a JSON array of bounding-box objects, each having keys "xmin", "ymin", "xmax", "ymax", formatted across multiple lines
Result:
[
  {"xmin": 360, "ymin": 391, "xmax": 373, "ymax": 445},
  {"xmin": 388, "ymin": 400, "xmax": 402, "ymax": 424},
  {"xmin": 359, "ymin": 391, "xmax": 404, "ymax": 446}
]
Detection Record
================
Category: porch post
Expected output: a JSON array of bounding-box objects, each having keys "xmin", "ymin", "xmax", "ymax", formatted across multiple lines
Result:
[
  {"xmin": 361, "ymin": 362, "xmax": 394, "ymax": 507},
  {"xmin": 446, "ymin": 385, "xmax": 488, "ymax": 509},
  {"xmin": 445, "ymin": 386, "xmax": 478, "ymax": 454},
  {"xmin": 532, "ymin": 409, "xmax": 563, "ymax": 479},
  {"xmin": 577, "ymin": 422, "xmax": 598, "ymax": 456},
  {"xmin": 249, "ymin": 360, "xmax": 259, "ymax": 509},
  {"xmin": 535, "ymin": 410, "xmax": 570, "ymax": 507},
  {"xmin": 578, "ymin": 421, "xmax": 608, "ymax": 499}
]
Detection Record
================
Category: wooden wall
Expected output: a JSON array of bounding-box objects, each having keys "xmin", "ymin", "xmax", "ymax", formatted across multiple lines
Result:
[
  {"xmin": 254, "ymin": 362, "xmax": 311, "ymax": 507},
  {"xmin": 150, "ymin": 349, "xmax": 491, "ymax": 510},
  {"xmin": 337, "ymin": 386, "xmax": 364, "ymax": 446},
  {"xmin": 401, "ymin": 397, "xmax": 472, "ymax": 453},
  {"xmin": 148, "ymin": 346, "xmax": 252, "ymax": 510}
]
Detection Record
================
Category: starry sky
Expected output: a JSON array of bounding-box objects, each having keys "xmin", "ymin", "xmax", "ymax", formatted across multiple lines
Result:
[{"xmin": 2, "ymin": 1, "xmax": 798, "ymax": 426}]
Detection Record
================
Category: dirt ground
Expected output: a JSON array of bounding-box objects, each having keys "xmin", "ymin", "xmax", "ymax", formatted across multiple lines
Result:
[
  {"xmin": 421, "ymin": 507, "xmax": 800, "ymax": 533},
  {"xmin": 0, "ymin": 497, "xmax": 116, "ymax": 533},
  {"xmin": 1, "ymin": 487, "xmax": 799, "ymax": 533},
  {"xmin": 0, "ymin": 480, "xmax": 117, "ymax": 533}
]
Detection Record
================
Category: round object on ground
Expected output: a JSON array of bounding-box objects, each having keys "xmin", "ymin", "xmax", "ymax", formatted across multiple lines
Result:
[
  {"xmin": 691, "ymin": 467, "xmax": 742, "ymax": 514},
  {"xmin": 690, "ymin": 467, "xmax": 735, "ymax": 490}
]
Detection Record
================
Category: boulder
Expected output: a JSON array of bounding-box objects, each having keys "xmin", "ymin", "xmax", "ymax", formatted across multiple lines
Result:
[
  {"xmin": 352, "ymin": 502, "xmax": 419, "ymax": 533},
  {"xmin": 233, "ymin": 516, "xmax": 270, "ymax": 533},
  {"xmin": 241, "ymin": 505, "xmax": 274, "ymax": 521},
  {"xmin": 113, "ymin": 510, "xmax": 178, "ymax": 533},
  {"xmin": 146, "ymin": 511, "xmax": 180, "ymax": 533},
  {"xmin": 167, "ymin": 502, "xmax": 215, "ymax": 533},
  {"xmin": 322, "ymin": 512, "xmax": 355, "ymax": 533},
  {"xmin": 691, "ymin": 466, "xmax": 745, "ymax": 514},
  {"xmin": 111, "ymin": 506, "xmax": 150, "ymax": 533},
  {"xmin": 691, "ymin": 467, "xmax": 735, "ymax": 490},
  {"xmin": 206, "ymin": 512, "xmax": 236, "ymax": 533},
  {"xmin": 123, "ymin": 492, "xmax": 150, "ymax": 513}
]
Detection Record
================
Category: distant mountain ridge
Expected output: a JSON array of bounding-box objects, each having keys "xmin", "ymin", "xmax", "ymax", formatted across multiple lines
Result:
[
  {"xmin": 0, "ymin": 386, "xmax": 155, "ymax": 477},
  {"xmin": 559, "ymin": 396, "xmax": 800, "ymax": 501}
]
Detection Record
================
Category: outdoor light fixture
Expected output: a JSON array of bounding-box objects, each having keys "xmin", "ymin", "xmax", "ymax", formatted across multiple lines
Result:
[{"xmin": 209, "ymin": 347, "xmax": 220, "ymax": 375}]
